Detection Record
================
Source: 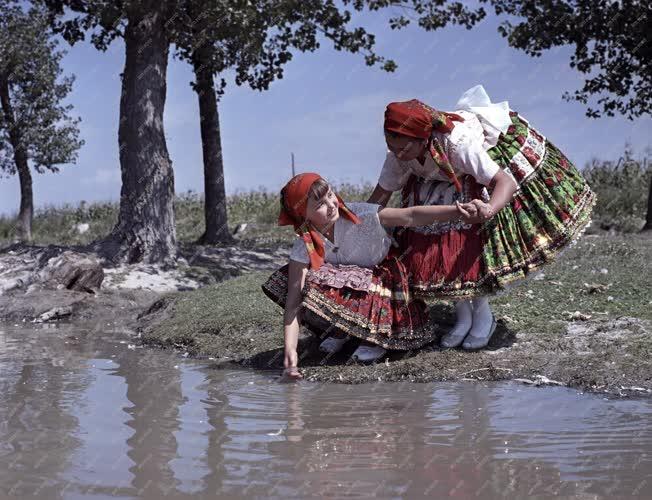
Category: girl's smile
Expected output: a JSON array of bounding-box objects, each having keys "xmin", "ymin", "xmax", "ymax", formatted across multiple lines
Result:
[{"xmin": 306, "ymin": 187, "xmax": 340, "ymax": 229}]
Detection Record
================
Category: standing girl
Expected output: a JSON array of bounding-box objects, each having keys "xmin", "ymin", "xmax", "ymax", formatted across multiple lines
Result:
[{"xmin": 368, "ymin": 85, "xmax": 595, "ymax": 350}]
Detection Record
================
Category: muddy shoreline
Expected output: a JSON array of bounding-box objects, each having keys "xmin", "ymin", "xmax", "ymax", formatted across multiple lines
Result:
[
  {"xmin": 136, "ymin": 273, "xmax": 652, "ymax": 398},
  {"xmin": 1, "ymin": 234, "xmax": 650, "ymax": 398}
]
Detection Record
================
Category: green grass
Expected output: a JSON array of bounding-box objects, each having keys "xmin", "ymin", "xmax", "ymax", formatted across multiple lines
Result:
[
  {"xmin": 140, "ymin": 271, "xmax": 284, "ymax": 359},
  {"xmin": 141, "ymin": 232, "xmax": 652, "ymax": 361},
  {"xmin": 489, "ymin": 234, "xmax": 652, "ymax": 335}
]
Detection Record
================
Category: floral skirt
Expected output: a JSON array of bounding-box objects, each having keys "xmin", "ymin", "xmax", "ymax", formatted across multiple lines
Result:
[
  {"xmin": 398, "ymin": 111, "xmax": 596, "ymax": 299},
  {"xmin": 261, "ymin": 257, "xmax": 437, "ymax": 350}
]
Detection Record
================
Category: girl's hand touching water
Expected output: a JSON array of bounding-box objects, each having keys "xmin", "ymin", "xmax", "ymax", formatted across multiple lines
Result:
[{"xmin": 283, "ymin": 349, "xmax": 303, "ymax": 380}]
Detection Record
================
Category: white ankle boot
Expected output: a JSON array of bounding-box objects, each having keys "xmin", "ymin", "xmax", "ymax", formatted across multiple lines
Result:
[
  {"xmin": 352, "ymin": 343, "xmax": 387, "ymax": 362},
  {"xmin": 319, "ymin": 335, "xmax": 350, "ymax": 354},
  {"xmin": 440, "ymin": 300, "xmax": 473, "ymax": 348},
  {"xmin": 462, "ymin": 297, "xmax": 497, "ymax": 350}
]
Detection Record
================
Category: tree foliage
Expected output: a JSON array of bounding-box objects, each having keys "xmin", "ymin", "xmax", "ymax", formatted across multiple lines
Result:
[
  {"xmin": 41, "ymin": 1, "xmax": 487, "ymax": 95},
  {"xmin": 0, "ymin": 1, "xmax": 83, "ymax": 176},
  {"xmin": 483, "ymin": 0, "xmax": 652, "ymax": 119}
]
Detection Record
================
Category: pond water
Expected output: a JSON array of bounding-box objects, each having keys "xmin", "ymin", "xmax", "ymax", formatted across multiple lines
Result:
[{"xmin": 0, "ymin": 322, "xmax": 650, "ymax": 499}]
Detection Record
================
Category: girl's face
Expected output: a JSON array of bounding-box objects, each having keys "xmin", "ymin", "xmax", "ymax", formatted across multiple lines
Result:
[
  {"xmin": 305, "ymin": 187, "xmax": 339, "ymax": 230},
  {"xmin": 385, "ymin": 132, "xmax": 426, "ymax": 161}
]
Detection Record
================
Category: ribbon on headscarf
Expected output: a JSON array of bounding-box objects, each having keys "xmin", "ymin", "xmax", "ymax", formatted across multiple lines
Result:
[
  {"xmin": 278, "ymin": 172, "xmax": 360, "ymax": 270},
  {"xmin": 384, "ymin": 99, "xmax": 465, "ymax": 192}
]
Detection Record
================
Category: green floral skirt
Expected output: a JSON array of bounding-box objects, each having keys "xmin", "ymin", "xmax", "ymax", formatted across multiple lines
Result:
[{"xmin": 397, "ymin": 111, "xmax": 596, "ymax": 299}]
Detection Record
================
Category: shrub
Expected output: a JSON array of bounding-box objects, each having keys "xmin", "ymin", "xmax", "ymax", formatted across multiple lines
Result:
[{"xmin": 583, "ymin": 146, "xmax": 651, "ymax": 232}]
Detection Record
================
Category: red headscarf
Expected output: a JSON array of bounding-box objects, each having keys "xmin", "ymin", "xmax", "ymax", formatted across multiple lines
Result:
[
  {"xmin": 384, "ymin": 99, "xmax": 465, "ymax": 192},
  {"xmin": 278, "ymin": 173, "xmax": 360, "ymax": 270}
]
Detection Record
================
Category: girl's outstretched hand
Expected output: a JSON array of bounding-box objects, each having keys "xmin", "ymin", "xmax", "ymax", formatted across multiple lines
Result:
[
  {"xmin": 455, "ymin": 201, "xmax": 482, "ymax": 224},
  {"xmin": 283, "ymin": 349, "xmax": 303, "ymax": 381},
  {"xmin": 468, "ymin": 199, "xmax": 496, "ymax": 221}
]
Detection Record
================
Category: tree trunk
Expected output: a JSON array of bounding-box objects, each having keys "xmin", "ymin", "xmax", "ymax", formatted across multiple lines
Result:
[
  {"xmin": 192, "ymin": 51, "xmax": 233, "ymax": 245},
  {"xmin": 96, "ymin": 7, "xmax": 177, "ymax": 264},
  {"xmin": 0, "ymin": 76, "xmax": 33, "ymax": 243},
  {"xmin": 14, "ymin": 154, "xmax": 33, "ymax": 243},
  {"xmin": 642, "ymin": 175, "xmax": 652, "ymax": 232}
]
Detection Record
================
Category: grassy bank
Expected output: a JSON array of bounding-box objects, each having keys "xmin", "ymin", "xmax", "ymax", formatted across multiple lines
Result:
[
  {"xmin": 2, "ymin": 158, "xmax": 650, "ymax": 393},
  {"xmin": 139, "ymin": 233, "xmax": 651, "ymax": 395}
]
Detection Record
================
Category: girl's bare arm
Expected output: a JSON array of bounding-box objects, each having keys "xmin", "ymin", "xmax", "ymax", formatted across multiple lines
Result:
[
  {"xmin": 488, "ymin": 169, "xmax": 518, "ymax": 212},
  {"xmin": 378, "ymin": 203, "xmax": 472, "ymax": 227},
  {"xmin": 472, "ymin": 170, "xmax": 518, "ymax": 220},
  {"xmin": 283, "ymin": 260, "xmax": 308, "ymax": 379}
]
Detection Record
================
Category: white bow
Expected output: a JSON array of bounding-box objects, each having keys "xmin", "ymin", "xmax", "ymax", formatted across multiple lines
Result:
[{"xmin": 455, "ymin": 85, "xmax": 512, "ymax": 148}]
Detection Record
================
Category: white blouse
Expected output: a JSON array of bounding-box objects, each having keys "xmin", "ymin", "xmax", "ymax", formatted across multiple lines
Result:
[
  {"xmin": 289, "ymin": 202, "xmax": 393, "ymax": 268},
  {"xmin": 378, "ymin": 85, "xmax": 512, "ymax": 193}
]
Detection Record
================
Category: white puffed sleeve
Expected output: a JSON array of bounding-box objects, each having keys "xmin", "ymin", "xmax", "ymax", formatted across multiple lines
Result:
[
  {"xmin": 288, "ymin": 238, "xmax": 309, "ymax": 264},
  {"xmin": 377, "ymin": 152, "xmax": 411, "ymax": 192}
]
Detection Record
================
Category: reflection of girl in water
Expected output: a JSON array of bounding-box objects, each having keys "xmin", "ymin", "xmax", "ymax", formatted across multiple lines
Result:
[
  {"xmin": 275, "ymin": 383, "xmax": 424, "ymax": 495},
  {"xmin": 262, "ymin": 172, "xmax": 477, "ymax": 378}
]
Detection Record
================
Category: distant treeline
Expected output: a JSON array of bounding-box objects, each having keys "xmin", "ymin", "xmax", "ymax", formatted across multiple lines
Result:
[{"xmin": 1, "ymin": 150, "xmax": 650, "ymax": 248}]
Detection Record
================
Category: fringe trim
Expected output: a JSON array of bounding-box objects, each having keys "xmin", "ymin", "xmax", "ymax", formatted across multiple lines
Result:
[{"xmin": 261, "ymin": 269, "xmax": 440, "ymax": 350}]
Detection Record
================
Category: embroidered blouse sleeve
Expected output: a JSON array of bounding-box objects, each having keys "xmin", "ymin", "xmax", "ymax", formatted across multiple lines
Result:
[
  {"xmin": 289, "ymin": 238, "xmax": 310, "ymax": 264},
  {"xmin": 377, "ymin": 152, "xmax": 411, "ymax": 192},
  {"xmin": 445, "ymin": 120, "xmax": 501, "ymax": 187}
]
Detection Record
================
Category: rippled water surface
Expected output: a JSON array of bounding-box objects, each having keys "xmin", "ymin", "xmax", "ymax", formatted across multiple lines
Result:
[{"xmin": 0, "ymin": 323, "xmax": 650, "ymax": 499}]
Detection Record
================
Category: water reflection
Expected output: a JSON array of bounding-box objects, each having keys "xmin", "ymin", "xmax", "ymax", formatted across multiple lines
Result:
[
  {"xmin": 0, "ymin": 325, "xmax": 92, "ymax": 499},
  {"xmin": 117, "ymin": 349, "xmax": 184, "ymax": 497},
  {"xmin": 0, "ymin": 323, "xmax": 651, "ymax": 499}
]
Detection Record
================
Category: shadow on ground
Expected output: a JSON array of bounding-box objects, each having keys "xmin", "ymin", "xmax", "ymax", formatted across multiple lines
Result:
[{"xmin": 234, "ymin": 302, "xmax": 518, "ymax": 373}]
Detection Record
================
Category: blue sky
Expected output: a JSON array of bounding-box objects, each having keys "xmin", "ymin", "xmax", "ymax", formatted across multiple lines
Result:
[{"xmin": 0, "ymin": 7, "xmax": 650, "ymax": 216}]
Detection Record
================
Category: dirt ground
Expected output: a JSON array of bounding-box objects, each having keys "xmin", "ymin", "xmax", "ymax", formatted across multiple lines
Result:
[
  {"xmin": 1, "ymin": 233, "xmax": 649, "ymax": 397},
  {"xmin": 138, "ymin": 233, "xmax": 652, "ymax": 397}
]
